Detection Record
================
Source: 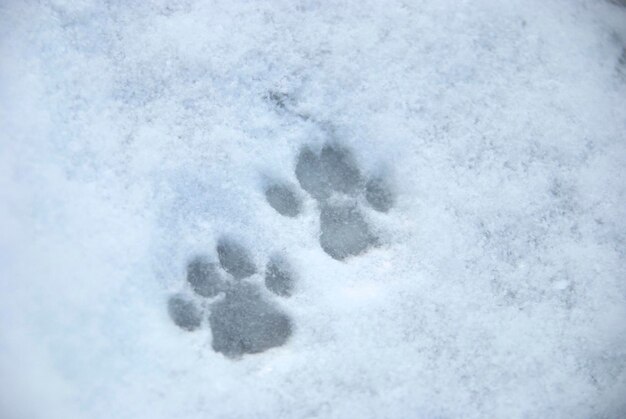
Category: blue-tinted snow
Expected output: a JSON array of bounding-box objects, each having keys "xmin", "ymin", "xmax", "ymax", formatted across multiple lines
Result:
[{"xmin": 1, "ymin": 0, "xmax": 625, "ymax": 418}]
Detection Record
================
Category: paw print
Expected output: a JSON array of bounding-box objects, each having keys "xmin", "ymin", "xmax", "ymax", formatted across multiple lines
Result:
[
  {"xmin": 167, "ymin": 237, "xmax": 294, "ymax": 358},
  {"xmin": 265, "ymin": 142, "xmax": 395, "ymax": 260}
]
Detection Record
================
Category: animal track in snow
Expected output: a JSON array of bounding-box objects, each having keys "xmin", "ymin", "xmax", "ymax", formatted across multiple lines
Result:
[
  {"xmin": 167, "ymin": 98, "xmax": 394, "ymax": 358},
  {"xmin": 167, "ymin": 238, "xmax": 293, "ymax": 358},
  {"xmin": 266, "ymin": 142, "xmax": 395, "ymax": 260}
]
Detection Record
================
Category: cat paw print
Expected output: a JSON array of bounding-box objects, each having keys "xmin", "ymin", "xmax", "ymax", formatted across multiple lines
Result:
[
  {"xmin": 167, "ymin": 237, "xmax": 294, "ymax": 358},
  {"xmin": 264, "ymin": 142, "xmax": 395, "ymax": 260}
]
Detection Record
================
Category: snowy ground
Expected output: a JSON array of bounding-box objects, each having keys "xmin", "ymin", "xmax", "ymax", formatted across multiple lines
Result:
[{"xmin": 1, "ymin": 0, "xmax": 626, "ymax": 418}]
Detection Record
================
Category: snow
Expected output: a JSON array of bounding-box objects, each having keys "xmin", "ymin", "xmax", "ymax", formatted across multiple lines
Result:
[{"xmin": 1, "ymin": 0, "xmax": 625, "ymax": 418}]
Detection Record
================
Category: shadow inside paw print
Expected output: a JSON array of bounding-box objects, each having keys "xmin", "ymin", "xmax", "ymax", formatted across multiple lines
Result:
[
  {"xmin": 167, "ymin": 238, "xmax": 293, "ymax": 358},
  {"xmin": 265, "ymin": 142, "xmax": 395, "ymax": 260},
  {"xmin": 319, "ymin": 202, "xmax": 378, "ymax": 260},
  {"xmin": 210, "ymin": 282, "xmax": 291, "ymax": 357},
  {"xmin": 264, "ymin": 183, "xmax": 302, "ymax": 217},
  {"xmin": 168, "ymin": 294, "xmax": 202, "ymax": 331}
]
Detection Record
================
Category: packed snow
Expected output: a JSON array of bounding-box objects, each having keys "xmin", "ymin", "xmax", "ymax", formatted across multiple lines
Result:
[{"xmin": 1, "ymin": 0, "xmax": 626, "ymax": 418}]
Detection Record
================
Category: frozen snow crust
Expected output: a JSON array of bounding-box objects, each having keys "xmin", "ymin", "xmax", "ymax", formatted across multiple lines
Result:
[{"xmin": 1, "ymin": 0, "xmax": 626, "ymax": 418}]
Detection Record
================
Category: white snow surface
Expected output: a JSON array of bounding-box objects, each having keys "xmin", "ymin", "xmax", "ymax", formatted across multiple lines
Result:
[{"xmin": 1, "ymin": 0, "xmax": 626, "ymax": 418}]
